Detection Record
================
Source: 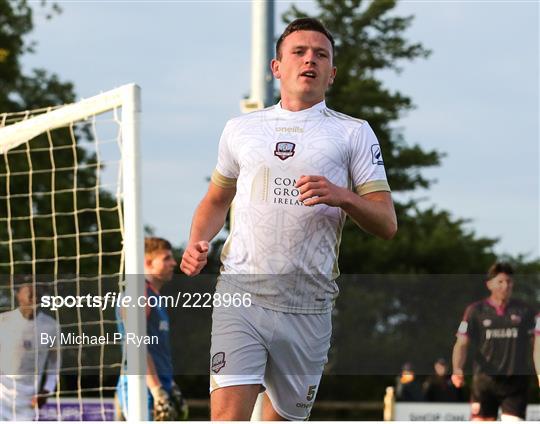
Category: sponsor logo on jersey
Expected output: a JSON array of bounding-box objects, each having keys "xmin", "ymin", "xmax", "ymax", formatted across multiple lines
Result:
[
  {"xmin": 211, "ymin": 352, "xmax": 226, "ymax": 373},
  {"xmin": 482, "ymin": 319, "xmax": 492, "ymax": 327},
  {"xmin": 371, "ymin": 144, "xmax": 384, "ymax": 165},
  {"xmin": 271, "ymin": 177, "xmax": 306, "ymax": 207},
  {"xmin": 159, "ymin": 320, "xmax": 169, "ymax": 332},
  {"xmin": 510, "ymin": 314, "xmax": 521, "ymax": 324},
  {"xmin": 458, "ymin": 321, "xmax": 468, "ymax": 334},
  {"xmin": 275, "ymin": 126, "xmax": 304, "ymax": 134},
  {"xmin": 274, "ymin": 142, "xmax": 296, "ymax": 161},
  {"xmin": 485, "ymin": 328, "xmax": 518, "ymax": 339}
]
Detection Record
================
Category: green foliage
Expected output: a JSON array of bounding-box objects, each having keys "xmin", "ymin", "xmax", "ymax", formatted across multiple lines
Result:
[
  {"xmin": 0, "ymin": 0, "xmax": 123, "ymax": 393},
  {"xmin": 0, "ymin": 0, "xmax": 123, "ymax": 278},
  {"xmin": 282, "ymin": 0, "xmax": 540, "ymax": 412}
]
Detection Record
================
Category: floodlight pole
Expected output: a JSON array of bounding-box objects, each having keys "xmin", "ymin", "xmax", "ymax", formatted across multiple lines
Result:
[{"xmin": 241, "ymin": 0, "xmax": 275, "ymax": 112}]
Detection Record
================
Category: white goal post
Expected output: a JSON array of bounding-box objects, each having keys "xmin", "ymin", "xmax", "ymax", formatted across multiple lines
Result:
[{"xmin": 0, "ymin": 83, "xmax": 147, "ymax": 420}]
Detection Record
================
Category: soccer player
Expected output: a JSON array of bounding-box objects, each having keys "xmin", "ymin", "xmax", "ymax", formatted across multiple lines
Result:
[
  {"xmin": 116, "ymin": 237, "xmax": 188, "ymax": 421},
  {"xmin": 0, "ymin": 277, "xmax": 60, "ymax": 421},
  {"xmin": 451, "ymin": 262, "xmax": 540, "ymax": 421},
  {"xmin": 180, "ymin": 18, "xmax": 397, "ymax": 420}
]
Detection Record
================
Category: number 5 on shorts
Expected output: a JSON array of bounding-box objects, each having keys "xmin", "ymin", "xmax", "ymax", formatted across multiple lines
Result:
[{"xmin": 306, "ymin": 385, "xmax": 317, "ymax": 401}]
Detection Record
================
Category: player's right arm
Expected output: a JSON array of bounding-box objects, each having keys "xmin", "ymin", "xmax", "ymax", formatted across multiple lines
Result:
[
  {"xmin": 180, "ymin": 182, "xmax": 236, "ymax": 276},
  {"xmin": 451, "ymin": 334, "xmax": 468, "ymax": 388}
]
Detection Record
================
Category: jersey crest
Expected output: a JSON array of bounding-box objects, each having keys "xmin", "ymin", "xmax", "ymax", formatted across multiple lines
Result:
[{"xmin": 274, "ymin": 142, "xmax": 295, "ymax": 161}]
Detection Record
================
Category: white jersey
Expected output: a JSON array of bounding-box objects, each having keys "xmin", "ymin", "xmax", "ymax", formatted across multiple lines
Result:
[
  {"xmin": 211, "ymin": 101, "xmax": 390, "ymax": 313},
  {"xmin": 0, "ymin": 309, "xmax": 60, "ymax": 421}
]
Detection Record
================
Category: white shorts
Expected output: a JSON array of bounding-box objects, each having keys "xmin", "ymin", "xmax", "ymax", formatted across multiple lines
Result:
[{"xmin": 209, "ymin": 303, "xmax": 332, "ymax": 420}]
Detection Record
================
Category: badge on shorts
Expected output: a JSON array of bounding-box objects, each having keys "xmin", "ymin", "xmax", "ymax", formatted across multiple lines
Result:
[
  {"xmin": 274, "ymin": 142, "xmax": 295, "ymax": 161},
  {"xmin": 211, "ymin": 352, "xmax": 226, "ymax": 373}
]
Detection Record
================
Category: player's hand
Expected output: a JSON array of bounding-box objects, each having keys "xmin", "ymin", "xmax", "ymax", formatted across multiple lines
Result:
[
  {"xmin": 296, "ymin": 175, "xmax": 348, "ymax": 207},
  {"xmin": 180, "ymin": 241, "xmax": 209, "ymax": 276},
  {"xmin": 151, "ymin": 386, "xmax": 177, "ymax": 421},
  {"xmin": 451, "ymin": 373, "xmax": 465, "ymax": 388},
  {"xmin": 171, "ymin": 382, "xmax": 189, "ymax": 420},
  {"xmin": 31, "ymin": 389, "xmax": 49, "ymax": 409}
]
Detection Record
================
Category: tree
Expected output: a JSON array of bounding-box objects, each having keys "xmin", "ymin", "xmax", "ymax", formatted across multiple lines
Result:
[
  {"xmin": 282, "ymin": 0, "xmax": 540, "ymax": 416},
  {"xmin": 0, "ymin": 0, "xmax": 123, "ymax": 395}
]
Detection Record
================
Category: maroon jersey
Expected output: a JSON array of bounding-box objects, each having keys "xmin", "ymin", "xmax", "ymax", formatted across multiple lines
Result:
[{"xmin": 456, "ymin": 298, "xmax": 538, "ymax": 375}]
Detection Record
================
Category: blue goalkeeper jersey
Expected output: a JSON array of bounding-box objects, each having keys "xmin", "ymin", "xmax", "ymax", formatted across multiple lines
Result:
[{"xmin": 115, "ymin": 281, "xmax": 174, "ymax": 418}]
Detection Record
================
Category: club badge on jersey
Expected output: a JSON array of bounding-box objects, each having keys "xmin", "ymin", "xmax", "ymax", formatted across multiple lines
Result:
[{"xmin": 274, "ymin": 142, "xmax": 296, "ymax": 161}]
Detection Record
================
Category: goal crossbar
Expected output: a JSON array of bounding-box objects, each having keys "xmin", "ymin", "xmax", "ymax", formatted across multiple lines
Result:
[{"xmin": 0, "ymin": 84, "xmax": 132, "ymax": 153}]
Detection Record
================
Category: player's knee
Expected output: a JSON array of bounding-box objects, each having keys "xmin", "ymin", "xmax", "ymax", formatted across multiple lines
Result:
[
  {"xmin": 210, "ymin": 385, "xmax": 260, "ymax": 421},
  {"xmin": 210, "ymin": 400, "xmax": 251, "ymax": 421}
]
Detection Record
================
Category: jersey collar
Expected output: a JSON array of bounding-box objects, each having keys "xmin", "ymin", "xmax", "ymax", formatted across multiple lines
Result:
[
  {"xmin": 145, "ymin": 279, "xmax": 160, "ymax": 295},
  {"xmin": 485, "ymin": 297, "xmax": 508, "ymax": 316},
  {"xmin": 275, "ymin": 100, "xmax": 326, "ymax": 118}
]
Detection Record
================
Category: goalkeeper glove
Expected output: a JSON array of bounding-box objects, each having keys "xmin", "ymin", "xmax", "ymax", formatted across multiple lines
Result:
[
  {"xmin": 171, "ymin": 382, "xmax": 189, "ymax": 420},
  {"xmin": 150, "ymin": 386, "xmax": 177, "ymax": 421},
  {"xmin": 31, "ymin": 389, "xmax": 50, "ymax": 409}
]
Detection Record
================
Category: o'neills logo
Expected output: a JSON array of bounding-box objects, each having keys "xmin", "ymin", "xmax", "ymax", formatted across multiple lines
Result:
[
  {"xmin": 275, "ymin": 126, "xmax": 304, "ymax": 134},
  {"xmin": 274, "ymin": 142, "xmax": 295, "ymax": 161},
  {"xmin": 211, "ymin": 352, "xmax": 226, "ymax": 373}
]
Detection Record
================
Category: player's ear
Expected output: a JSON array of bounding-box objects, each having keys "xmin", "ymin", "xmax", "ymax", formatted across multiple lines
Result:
[
  {"xmin": 271, "ymin": 59, "xmax": 281, "ymax": 79},
  {"xmin": 144, "ymin": 255, "xmax": 154, "ymax": 270},
  {"xmin": 329, "ymin": 66, "xmax": 337, "ymax": 85}
]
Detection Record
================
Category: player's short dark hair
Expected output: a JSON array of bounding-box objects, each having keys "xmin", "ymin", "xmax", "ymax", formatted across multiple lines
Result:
[
  {"xmin": 13, "ymin": 275, "xmax": 49, "ymax": 297},
  {"xmin": 145, "ymin": 237, "xmax": 172, "ymax": 256},
  {"xmin": 486, "ymin": 262, "xmax": 514, "ymax": 280},
  {"xmin": 13, "ymin": 275, "xmax": 34, "ymax": 291},
  {"xmin": 276, "ymin": 17, "xmax": 335, "ymax": 61}
]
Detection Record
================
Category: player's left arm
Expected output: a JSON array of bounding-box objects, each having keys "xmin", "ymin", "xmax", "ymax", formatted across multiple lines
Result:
[{"xmin": 296, "ymin": 175, "xmax": 397, "ymax": 240}]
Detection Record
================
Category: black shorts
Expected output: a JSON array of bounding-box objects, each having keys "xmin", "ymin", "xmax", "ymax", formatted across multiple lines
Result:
[{"xmin": 471, "ymin": 374, "xmax": 529, "ymax": 419}]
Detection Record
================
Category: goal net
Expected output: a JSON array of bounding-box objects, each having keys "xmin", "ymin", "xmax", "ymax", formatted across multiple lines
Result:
[{"xmin": 0, "ymin": 84, "xmax": 146, "ymax": 420}]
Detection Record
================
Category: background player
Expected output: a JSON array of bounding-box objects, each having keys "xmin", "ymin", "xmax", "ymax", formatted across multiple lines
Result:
[
  {"xmin": 0, "ymin": 277, "xmax": 59, "ymax": 421},
  {"xmin": 451, "ymin": 262, "xmax": 540, "ymax": 421},
  {"xmin": 181, "ymin": 18, "xmax": 397, "ymax": 421},
  {"xmin": 116, "ymin": 237, "xmax": 188, "ymax": 421},
  {"xmin": 423, "ymin": 358, "xmax": 464, "ymax": 402}
]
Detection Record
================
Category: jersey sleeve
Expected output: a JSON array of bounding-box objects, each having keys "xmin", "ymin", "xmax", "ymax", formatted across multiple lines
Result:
[
  {"xmin": 457, "ymin": 304, "xmax": 477, "ymax": 339},
  {"xmin": 350, "ymin": 122, "xmax": 391, "ymax": 196},
  {"xmin": 211, "ymin": 120, "xmax": 239, "ymax": 189}
]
